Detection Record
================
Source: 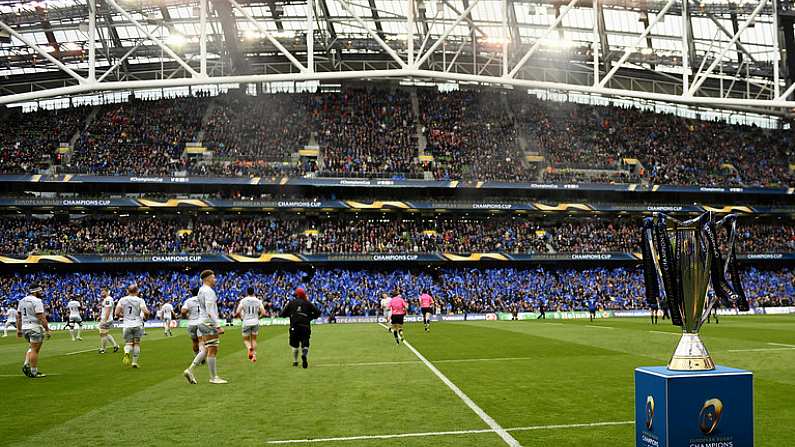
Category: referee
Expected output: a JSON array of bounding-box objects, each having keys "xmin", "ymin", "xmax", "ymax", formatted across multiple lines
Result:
[{"xmin": 280, "ymin": 287, "xmax": 320, "ymax": 369}]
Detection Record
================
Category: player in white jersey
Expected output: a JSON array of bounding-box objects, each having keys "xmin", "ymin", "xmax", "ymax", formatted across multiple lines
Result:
[
  {"xmin": 3, "ymin": 305, "xmax": 18, "ymax": 337},
  {"xmin": 17, "ymin": 286, "xmax": 51, "ymax": 378},
  {"xmin": 97, "ymin": 288, "xmax": 119, "ymax": 354},
  {"xmin": 65, "ymin": 299, "xmax": 83, "ymax": 341},
  {"xmin": 114, "ymin": 284, "xmax": 149, "ymax": 368},
  {"xmin": 183, "ymin": 270, "xmax": 227, "ymax": 384},
  {"xmin": 235, "ymin": 287, "xmax": 267, "ymax": 363},
  {"xmin": 380, "ymin": 292, "xmax": 392, "ymax": 332},
  {"xmin": 181, "ymin": 288, "xmax": 203, "ymax": 359},
  {"xmin": 160, "ymin": 302, "xmax": 175, "ymax": 336}
]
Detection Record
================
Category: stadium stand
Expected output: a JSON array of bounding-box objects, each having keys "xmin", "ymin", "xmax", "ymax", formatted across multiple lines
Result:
[
  {"xmin": 0, "ymin": 214, "xmax": 791, "ymax": 256},
  {"xmin": 1, "ymin": 267, "xmax": 791, "ymax": 322},
  {"xmin": 2, "ymin": 89, "xmax": 792, "ymax": 187}
]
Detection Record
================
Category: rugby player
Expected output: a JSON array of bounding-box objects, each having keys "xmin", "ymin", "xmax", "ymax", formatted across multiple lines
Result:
[
  {"xmin": 97, "ymin": 288, "xmax": 119, "ymax": 354},
  {"xmin": 181, "ymin": 288, "xmax": 203, "ymax": 359},
  {"xmin": 380, "ymin": 292, "xmax": 392, "ymax": 332},
  {"xmin": 3, "ymin": 305, "xmax": 18, "ymax": 337},
  {"xmin": 115, "ymin": 284, "xmax": 149, "ymax": 368},
  {"xmin": 183, "ymin": 270, "xmax": 227, "ymax": 384},
  {"xmin": 160, "ymin": 301, "xmax": 175, "ymax": 336},
  {"xmin": 65, "ymin": 298, "xmax": 83, "ymax": 341},
  {"xmin": 17, "ymin": 286, "xmax": 51, "ymax": 378},
  {"xmin": 235, "ymin": 287, "xmax": 267, "ymax": 363}
]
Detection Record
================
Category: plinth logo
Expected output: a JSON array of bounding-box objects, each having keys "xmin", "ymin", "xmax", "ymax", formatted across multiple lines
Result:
[
  {"xmin": 645, "ymin": 395, "xmax": 655, "ymax": 431},
  {"xmin": 699, "ymin": 398, "xmax": 724, "ymax": 435}
]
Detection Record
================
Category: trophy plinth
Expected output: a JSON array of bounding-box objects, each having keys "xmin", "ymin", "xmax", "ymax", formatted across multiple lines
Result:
[{"xmin": 668, "ymin": 333, "xmax": 715, "ymax": 371}]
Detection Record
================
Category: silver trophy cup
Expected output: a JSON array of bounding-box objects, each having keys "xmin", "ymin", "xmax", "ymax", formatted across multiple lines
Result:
[{"xmin": 642, "ymin": 213, "xmax": 748, "ymax": 371}]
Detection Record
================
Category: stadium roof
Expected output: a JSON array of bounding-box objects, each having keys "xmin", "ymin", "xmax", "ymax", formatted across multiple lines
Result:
[{"xmin": 0, "ymin": 0, "xmax": 790, "ymax": 115}]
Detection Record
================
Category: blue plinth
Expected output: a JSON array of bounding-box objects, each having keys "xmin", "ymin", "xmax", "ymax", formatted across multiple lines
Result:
[{"xmin": 635, "ymin": 366, "xmax": 753, "ymax": 447}]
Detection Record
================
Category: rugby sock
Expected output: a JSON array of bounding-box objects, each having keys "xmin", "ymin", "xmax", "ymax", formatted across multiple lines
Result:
[
  {"xmin": 393, "ymin": 330, "xmax": 399, "ymax": 341},
  {"xmin": 24, "ymin": 348, "xmax": 31, "ymax": 365},
  {"xmin": 132, "ymin": 345, "xmax": 140, "ymax": 363},
  {"xmin": 302, "ymin": 347, "xmax": 309, "ymax": 357},
  {"xmin": 69, "ymin": 327, "xmax": 75, "ymax": 340},
  {"xmin": 108, "ymin": 334, "xmax": 118, "ymax": 348},
  {"xmin": 31, "ymin": 367, "xmax": 38, "ymax": 375},
  {"xmin": 76, "ymin": 325, "xmax": 82, "ymax": 339},
  {"xmin": 189, "ymin": 348, "xmax": 206, "ymax": 371},
  {"xmin": 292, "ymin": 348, "xmax": 299, "ymax": 362},
  {"xmin": 124, "ymin": 344, "xmax": 132, "ymax": 354},
  {"xmin": 207, "ymin": 357, "xmax": 217, "ymax": 379},
  {"xmin": 100, "ymin": 336, "xmax": 107, "ymax": 350},
  {"xmin": 3, "ymin": 326, "xmax": 7, "ymax": 336}
]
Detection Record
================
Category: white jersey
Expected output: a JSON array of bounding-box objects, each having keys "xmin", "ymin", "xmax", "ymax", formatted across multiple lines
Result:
[
  {"xmin": 6, "ymin": 308, "xmax": 18, "ymax": 322},
  {"xmin": 161, "ymin": 303, "xmax": 174, "ymax": 320},
  {"xmin": 237, "ymin": 296, "xmax": 263, "ymax": 326},
  {"xmin": 381, "ymin": 297, "xmax": 391, "ymax": 312},
  {"xmin": 67, "ymin": 300, "xmax": 81, "ymax": 318},
  {"xmin": 197, "ymin": 285, "xmax": 219, "ymax": 327},
  {"xmin": 18, "ymin": 295, "xmax": 44, "ymax": 330},
  {"xmin": 182, "ymin": 296, "xmax": 201, "ymax": 326},
  {"xmin": 100, "ymin": 296, "xmax": 114, "ymax": 323},
  {"xmin": 116, "ymin": 295, "xmax": 146, "ymax": 329}
]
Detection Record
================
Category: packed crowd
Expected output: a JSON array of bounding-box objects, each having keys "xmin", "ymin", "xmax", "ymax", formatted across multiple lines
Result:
[
  {"xmin": 2, "ymin": 89, "xmax": 794, "ymax": 187},
  {"xmin": 1, "ymin": 214, "xmax": 792, "ymax": 256},
  {"xmin": 512, "ymin": 94, "xmax": 794, "ymax": 187},
  {"xmin": 68, "ymin": 97, "xmax": 209, "ymax": 175},
  {"xmin": 0, "ymin": 106, "xmax": 89, "ymax": 174},
  {"xmin": 0, "ymin": 267, "xmax": 791, "ymax": 322},
  {"xmin": 419, "ymin": 90, "xmax": 532, "ymax": 182},
  {"xmin": 315, "ymin": 89, "xmax": 422, "ymax": 178},
  {"xmin": 202, "ymin": 93, "xmax": 312, "ymax": 162}
]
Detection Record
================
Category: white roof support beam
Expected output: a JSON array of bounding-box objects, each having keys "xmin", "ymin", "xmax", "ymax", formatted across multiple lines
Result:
[
  {"xmin": 228, "ymin": 0, "xmax": 307, "ymax": 73},
  {"xmin": 508, "ymin": 0, "xmax": 578, "ymax": 79},
  {"xmin": 199, "ymin": 0, "xmax": 208, "ymax": 76},
  {"xmin": 688, "ymin": 0, "xmax": 767, "ymax": 96},
  {"xmin": 337, "ymin": 0, "xmax": 407, "ymax": 68},
  {"xmin": 598, "ymin": 0, "xmax": 676, "ymax": 88},
  {"xmin": 96, "ymin": 39, "xmax": 147, "ymax": 83},
  {"xmin": 691, "ymin": 0, "xmax": 758, "ymax": 64},
  {"xmin": 307, "ymin": 0, "xmax": 315, "ymax": 72},
  {"xmin": 0, "ymin": 20, "xmax": 86, "ymax": 84},
  {"xmin": 88, "ymin": 0, "xmax": 96, "ymax": 81},
  {"xmin": 104, "ymin": 0, "xmax": 199, "ymax": 78},
  {"xmin": 415, "ymin": 0, "xmax": 481, "ymax": 69},
  {"xmin": 591, "ymin": 0, "xmax": 600, "ymax": 85},
  {"xmin": 681, "ymin": 0, "xmax": 691, "ymax": 93}
]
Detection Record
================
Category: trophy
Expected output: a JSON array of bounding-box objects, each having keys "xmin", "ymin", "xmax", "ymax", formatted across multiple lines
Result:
[{"xmin": 641, "ymin": 212, "xmax": 749, "ymax": 371}]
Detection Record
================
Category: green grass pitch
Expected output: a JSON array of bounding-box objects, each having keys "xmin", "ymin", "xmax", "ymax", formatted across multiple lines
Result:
[{"xmin": 0, "ymin": 316, "xmax": 793, "ymax": 446}]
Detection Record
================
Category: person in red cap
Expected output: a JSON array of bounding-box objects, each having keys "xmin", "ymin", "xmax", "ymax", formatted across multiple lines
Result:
[{"xmin": 279, "ymin": 287, "xmax": 320, "ymax": 368}]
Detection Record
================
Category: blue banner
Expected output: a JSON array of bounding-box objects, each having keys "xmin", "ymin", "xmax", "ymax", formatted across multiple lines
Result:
[{"xmin": 0, "ymin": 174, "xmax": 791, "ymax": 196}]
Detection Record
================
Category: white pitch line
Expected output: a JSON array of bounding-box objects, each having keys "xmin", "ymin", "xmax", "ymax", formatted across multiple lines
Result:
[
  {"xmin": 315, "ymin": 357, "xmax": 537, "ymax": 368},
  {"xmin": 315, "ymin": 360, "xmax": 421, "ymax": 368},
  {"xmin": 542, "ymin": 322, "xmax": 564, "ymax": 326},
  {"xmin": 648, "ymin": 331, "xmax": 679, "ymax": 335},
  {"xmin": 0, "ymin": 373, "xmax": 62, "ymax": 377},
  {"xmin": 378, "ymin": 323, "xmax": 521, "ymax": 447},
  {"xmin": 727, "ymin": 347, "xmax": 795, "ymax": 353},
  {"xmin": 436, "ymin": 357, "xmax": 534, "ymax": 364},
  {"xmin": 768, "ymin": 342, "xmax": 795, "ymax": 348},
  {"xmin": 64, "ymin": 349, "xmax": 97, "ymax": 356},
  {"xmin": 586, "ymin": 325, "xmax": 614, "ymax": 329},
  {"xmin": 265, "ymin": 420, "xmax": 634, "ymax": 444}
]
